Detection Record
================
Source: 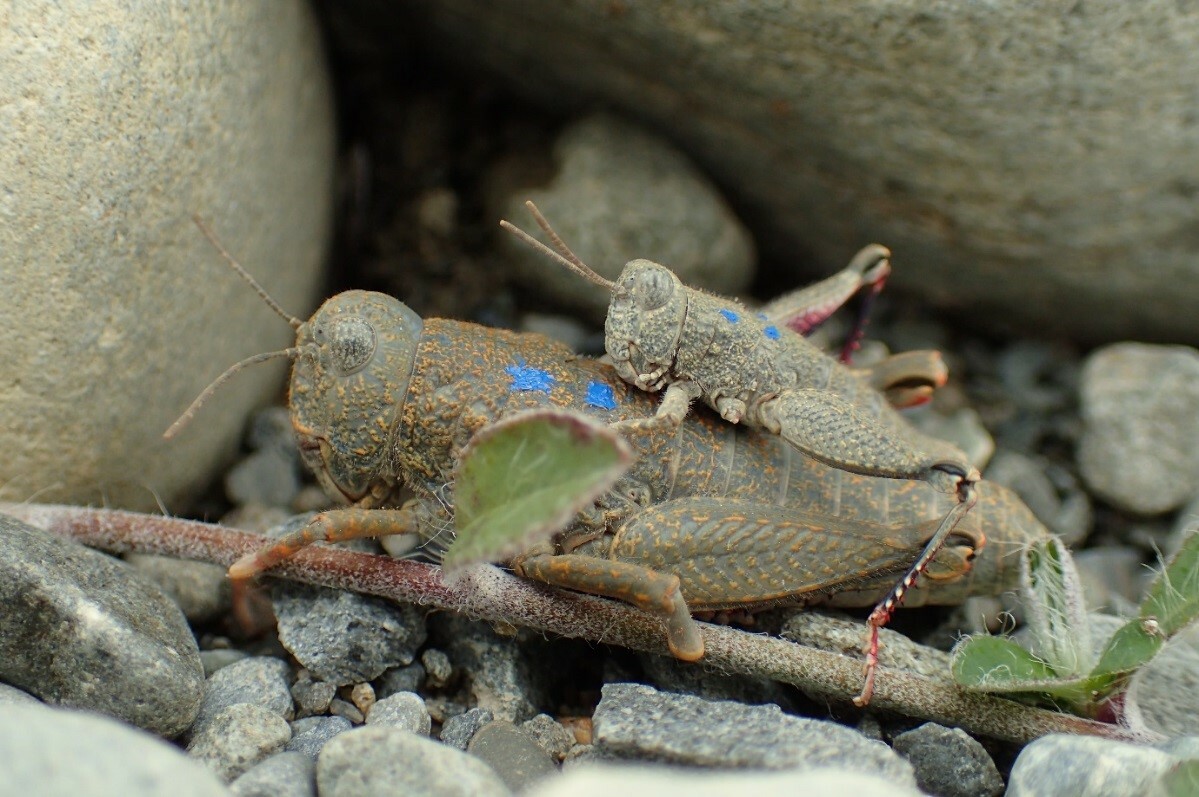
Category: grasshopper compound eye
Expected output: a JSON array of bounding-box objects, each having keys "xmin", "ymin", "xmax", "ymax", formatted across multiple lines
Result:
[
  {"xmin": 314, "ymin": 316, "xmax": 377, "ymax": 376},
  {"xmin": 631, "ymin": 266, "xmax": 675, "ymax": 311}
]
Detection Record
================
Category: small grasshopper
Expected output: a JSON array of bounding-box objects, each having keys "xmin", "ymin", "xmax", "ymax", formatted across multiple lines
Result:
[
  {"xmin": 168, "ymin": 216, "xmax": 1041, "ymax": 705},
  {"xmin": 502, "ymin": 202, "xmax": 982, "ymax": 701}
]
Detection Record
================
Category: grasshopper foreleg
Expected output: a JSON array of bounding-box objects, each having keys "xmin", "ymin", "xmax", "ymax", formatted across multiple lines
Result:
[{"xmin": 611, "ymin": 380, "xmax": 702, "ymax": 435}]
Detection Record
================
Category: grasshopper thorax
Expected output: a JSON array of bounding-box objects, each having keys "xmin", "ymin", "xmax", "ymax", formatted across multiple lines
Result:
[
  {"xmin": 290, "ymin": 290, "xmax": 423, "ymax": 505},
  {"xmin": 605, "ymin": 259, "xmax": 688, "ymax": 391}
]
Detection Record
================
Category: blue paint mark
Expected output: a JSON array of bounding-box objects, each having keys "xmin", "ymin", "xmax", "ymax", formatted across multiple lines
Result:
[
  {"xmin": 756, "ymin": 312, "xmax": 768, "ymax": 321},
  {"xmin": 763, "ymin": 325, "xmax": 781, "ymax": 340},
  {"xmin": 585, "ymin": 381, "xmax": 618, "ymax": 410},
  {"xmin": 506, "ymin": 360, "xmax": 556, "ymax": 393},
  {"xmin": 720, "ymin": 308, "xmax": 740, "ymax": 323}
]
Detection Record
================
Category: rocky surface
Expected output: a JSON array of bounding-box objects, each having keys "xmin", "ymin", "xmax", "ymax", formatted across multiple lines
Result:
[{"xmin": 0, "ymin": 0, "xmax": 335, "ymax": 511}]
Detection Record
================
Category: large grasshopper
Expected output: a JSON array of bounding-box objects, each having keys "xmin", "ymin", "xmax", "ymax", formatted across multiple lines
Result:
[{"xmin": 167, "ymin": 218, "xmax": 1047, "ymax": 706}]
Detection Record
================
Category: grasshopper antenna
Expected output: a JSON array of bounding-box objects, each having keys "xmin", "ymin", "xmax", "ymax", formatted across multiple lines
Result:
[
  {"xmin": 499, "ymin": 201, "xmax": 616, "ymax": 291},
  {"xmin": 163, "ymin": 348, "xmax": 303, "ymax": 440},
  {"xmin": 192, "ymin": 214, "xmax": 303, "ymax": 330}
]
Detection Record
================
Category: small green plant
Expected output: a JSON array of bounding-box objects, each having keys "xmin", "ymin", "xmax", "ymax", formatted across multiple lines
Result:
[
  {"xmin": 952, "ymin": 527, "xmax": 1199, "ymax": 719},
  {"xmin": 440, "ymin": 409, "xmax": 633, "ymax": 574}
]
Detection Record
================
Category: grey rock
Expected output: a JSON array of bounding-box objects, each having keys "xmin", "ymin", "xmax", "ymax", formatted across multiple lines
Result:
[
  {"xmin": 442, "ymin": 617, "xmax": 539, "ymax": 722},
  {"xmin": 525, "ymin": 764, "xmax": 923, "ymax": 797},
  {"xmin": 781, "ymin": 610, "xmax": 952, "ymax": 683},
  {"xmin": 272, "ymin": 581, "xmax": 427, "ymax": 686},
  {"xmin": 639, "ymin": 652, "xmax": 798, "ymax": 710},
  {"xmin": 201, "ymin": 649, "xmax": 251, "ymax": 678},
  {"xmin": 0, "ymin": 0, "xmax": 333, "ymax": 512},
  {"xmin": 226, "ymin": 450, "xmax": 301, "ymax": 509},
  {"xmin": 366, "ymin": 692, "xmax": 432, "ymax": 735},
  {"xmin": 187, "ymin": 703, "xmax": 293, "ymax": 783},
  {"xmin": 1008, "ymin": 733, "xmax": 1174, "ymax": 797},
  {"xmin": 1124, "ymin": 622, "xmax": 1199, "ymax": 738},
  {"xmin": 328, "ymin": 698, "xmax": 365, "ymax": 725},
  {"xmin": 1167, "ymin": 499, "xmax": 1199, "ymax": 558},
  {"xmin": 0, "ymin": 682, "xmax": 39, "ymax": 705},
  {"xmin": 468, "ymin": 721, "xmax": 558, "ymax": 792},
  {"xmin": 0, "ymin": 703, "xmax": 229, "ymax": 797},
  {"xmin": 317, "ymin": 725, "xmax": 512, "ymax": 797},
  {"xmin": 0, "ymin": 515, "xmax": 203, "ymax": 737},
  {"xmin": 421, "ymin": 648, "xmax": 454, "ymax": 689},
  {"xmin": 439, "ymin": 707, "xmax": 495, "ymax": 751},
  {"xmin": 985, "ymin": 450, "xmax": 1092, "ymax": 547},
  {"xmin": 193, "ymin": 656, "xmax": 294, "ymax": 737},
  {"xmin": 231, "ymin": 752, "xmax": 315, "ymax": 797},
  {"xmin": 520, "ymin": 714, "xmax": 577, "ymax": 761},
  {"xmin": 375, "ymin": 662, "xmax": 426, "ymax": 699},
  {"xmin": 126, "ymin": 554, "xmax": 231, "ymax": 623},
  {"xmin": 592, "ymin": 683, "xmax": 914, "ymax": 784},
  {"xmin": 1074, "ymin": 547, "xmax": 1147, "ymax": 616},
  {"xmin": 286, "ymin": 716, "xmax": 353, "ymax": 759},
  {"xmin": 892, "ymin": 723, "xmax": 1003, "ymax": 797},
  {"xmin": 1078, "ymin": 343, "xmax": 1199, "ymax": 515},
  {"xmin": 496, "ymin": 112, "xmax": 755, "ymax": 321},
  {"xmin": 1160, "ymin": 735, "xmax": 1199, "ymax": 761},
  {"xmin": 410, "ymin": 2, "xmax": 1199, "ymax": 343},
  {"xmin": 291, "ymin": 673, "xmax": 336, "ymax": 718}
]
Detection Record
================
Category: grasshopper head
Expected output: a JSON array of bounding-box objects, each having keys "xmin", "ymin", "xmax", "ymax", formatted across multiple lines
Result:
[
  {"xmin": 605, "ymin": 259, "xmax": 687, "ymax": 390},
  {"xmin": 289, "ymin": 290, "xmax": 422, "ymax": 505}
]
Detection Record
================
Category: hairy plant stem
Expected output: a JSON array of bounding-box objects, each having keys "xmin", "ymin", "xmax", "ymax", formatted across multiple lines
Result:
[{"xmin": 2, "ymin": 503, "xmax": 1158, "ymax": 745}]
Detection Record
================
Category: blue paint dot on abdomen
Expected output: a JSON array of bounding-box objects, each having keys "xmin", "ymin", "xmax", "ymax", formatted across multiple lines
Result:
[
  {"xmin": 763, "ymin": 325, "xmax": 780, "ymax": 340},
  {"xmin": 719, "ymin": 308, "xmax": 740, "ymax": 323},
  {"xmin": 584, "ymin": 381, "xmax": 618, "ymax": 410},
  {"xmin": 506, "ymin": 360, "xmax": 556, "ymax": 393}
]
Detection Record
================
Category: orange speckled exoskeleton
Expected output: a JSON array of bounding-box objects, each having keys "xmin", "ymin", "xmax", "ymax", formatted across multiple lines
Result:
[
  {"xmin": 168, "ymin": 216, "xmax": 1046, "ymax": 706},
  {"xmin": 501, "ymin": 202, "xmax": 984, "ymax": 702}
]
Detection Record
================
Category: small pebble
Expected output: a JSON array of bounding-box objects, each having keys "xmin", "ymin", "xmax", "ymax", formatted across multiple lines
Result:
[
  {"xmin": 520, "ymin": 714, "xmax": 577, "ymax": 761},
  {"xmin": 1124, "ymin": 622, "xmax": 1199, "ymax": 737},
  {"xmin": 1073, "ymin": 547, "xmax": 1147, "ymax": 616},
  {"xmin": 291, "ymin": 672, "xmax": 336, "ymax": 718},
  {"xmin": 892, "ymin": 723, "xmax": 1003, "ymax": 797},
  {"xmin": 0, "ymin": 515, "xmax": 204, "ymax": 737},
  {"xmin": 442, "ymin": 616, "xmax": 539, "ymax": 721},
  {"xmin": 187, "ymin": 703, "xmax": 292, "ymax": 783},
  {"xmin": 192, "ymin": 656, "xmax": 294, "ymax": 737},
  {"xmin": 350, "ymin": 682, "xmax": 376, "ymax": 716},
  {"xmin": 272, "ymin": 581, "xmax": 427, "ymax": 686},
  {"xmin": 125, "ymin": 554, "xmax": 231, "ymax": 623},
  {"xmin": 0, "ymin": 703, "xmax": 228, "ymax": 797},
  {"xmin": 317, "ymin": 725, "xmax": 512, "ymax": 797},
  {"xmin": 0, "ymin": 683, "xmax": 40, "ymax": 705},
  {"xmin": 1077, "ymin": 342, "xmax": 1199, "ymax": 515},
  {"xmin": 231, "ymin": 751, "xmax": 316, "ymax": 797},
  {"xmin": 200, "ymin": 649, "xmax": 250, "ymax": 678},
  {"xmin": 366, "ymin": 691, "xmax": 432, "ymax": 735},
  {"xmin": 286, "ymin": 715, "xmax": 353, "ymax": 759},
  {"xmin": 1008, "ymin": 733, "xmax": 1175, "ymax": 797},
  {"xmin": 468, "ymin": 720, "xmax": 558, "ymax": 792},
  {"xmin": 592, "ymin": 682, "xmax": 914, "ymax": 784},
  {"xmin": 439, "ymin": 706, "xmax": 495, "ymax": 750},
  {"xmin": 421, "ymin": 648, "xmax": 454, "ymax": 689},
  {"xmin": 328, "ymin": 698, "xmax": 365, "ymax": 725},
  {"xmin": 375, "ymin": 662, "xmax": 426, "ymax": 698}
]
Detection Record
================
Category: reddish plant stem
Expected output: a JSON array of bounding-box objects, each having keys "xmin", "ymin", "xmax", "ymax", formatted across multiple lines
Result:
[{"xmin": 1, "ymin": 503, "xmax": 1159, "ymax": 746}]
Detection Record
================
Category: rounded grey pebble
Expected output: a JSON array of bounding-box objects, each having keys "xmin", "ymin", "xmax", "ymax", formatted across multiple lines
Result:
[
  {"xmin": 496, "ymin": 112, "xmax": 755, "ymax": 322},
  {"xmin": 421, "ymin": 648, "xmax": 454, "ymax": 689},
  {"xmin": 525, "ymin": 764, "xmax": 923, "ymax": 797},
  {"xmin": 468, "ymin": 720, "xmax": 558, "ymax": 792},
  {"xmin": 201, "ymin": 649, "xmax": 251, "ymax": 678},
  {"xmin": 1008, "ymin": 733, "xmax": 1174, "ymax": 797},
  {"xmin": 126, "ymin": 554, "xmax": 231, "ymax": 623},
  {"xmin": 442, "ymin": 616, "xmax": 539, "ymax": 721},
  {"xmin": 286, "ymin": 715, "xmax": 353, "ymax": 759},
  {"xmin": 231, "ymin": 751, "xmax": 315, "ymax": 797},
  {"xmin": 193, "ymin": 656, "xmax": 294, "ymax": 737},
  {"xmin": 188, "ymin": 703, "xmax": 293, "ymax": 783},
  {"xmin": 892, "ymin": 723, "xmax": 1003, "ymax": 797},
  {"xmin": 272, "ymin": 581, "xmax": 427, "ymax": 686},
  {"xmin": 520, "ymin": 714, "xmax": 577, "ymax": 761},
  {"xmin": 317, "ymin": 725, "xmax": 512, "ymax": 797},
  {"xmin": 0, "ymin": 703, "xmax": 229, "ymax": 797},
  {"xmin": 329, "ymin": 698, "xmax": 365, "ymax": 724},
  {"xmin": 375, "ymin": 662, "xmax": 426, "ymax": 699},
  {"xmin": 291, "ymin": 675, "xmax": 337, "ymax": 718},
  {"xmin": 0, "ymin": 682, "xmax": 40, "ymax": 705},
  {"xmin": 367, "ymin": 692, "xmax": 432, "ymax": 735},
  {"xmin": 0, "ymin": 515, "xmax": 204, "ymax": 737},
  {"xmin": 440, "ymin": 707, "xmax": 496, "ymax": 750}
]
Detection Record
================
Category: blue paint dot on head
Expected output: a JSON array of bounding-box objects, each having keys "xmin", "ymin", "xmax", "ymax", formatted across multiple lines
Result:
[
  {"xmin": 763, "ymin": 325, "xmax": 780, "ymax": 340},
  {"xmin": 720, "ymin": 308, "xmax": 740, "ymax": 323},
  {"xmin": 505, "ymin": 360, "xmax": 556, "ymax": 394},
  {"xmin": 585, "ymin": 381, "xmax": 618, "ymax": 410}
]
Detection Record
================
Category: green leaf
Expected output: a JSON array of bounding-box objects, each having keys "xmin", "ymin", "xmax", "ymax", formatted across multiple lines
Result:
[
  {"xmin": 1088, "ymin": 617, "xmax": 1165, "ymax": 687},
  {"xmin": 1021, "ymin": 536, "xmax": 1093, "ymax": 676},
  {"xmin": 1161, "ymin": 760, "xmax": 1199, "ymax": 797},
  {"xmin": 952, "ymin": 636, "xmax": 1059, "ymax": 689},
  {"xmin": 1141, "ymin": 527, "xmax": 1199, "ymax": 637},
  {"xmin": 442, "ymin": 409, "xmax": 634, "ymax": 574}
]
